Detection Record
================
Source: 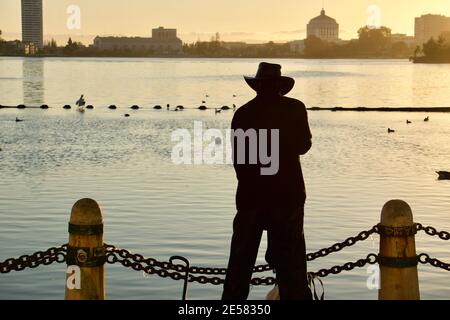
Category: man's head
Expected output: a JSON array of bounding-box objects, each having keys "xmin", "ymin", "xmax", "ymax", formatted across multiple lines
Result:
[{"xmin": 244, "ymin": 62, "xmax": 295, "ymax": 96}]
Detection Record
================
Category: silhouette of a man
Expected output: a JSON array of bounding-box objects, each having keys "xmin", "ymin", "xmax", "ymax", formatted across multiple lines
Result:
[{"xmin": 222, "ymin": 62, "xmax": 312, "ymax": 300}]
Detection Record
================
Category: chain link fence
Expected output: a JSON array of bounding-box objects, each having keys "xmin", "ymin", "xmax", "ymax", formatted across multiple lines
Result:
[{"xmin": 1, "ymin": 224, "xmax": 449, "ymax": 296}]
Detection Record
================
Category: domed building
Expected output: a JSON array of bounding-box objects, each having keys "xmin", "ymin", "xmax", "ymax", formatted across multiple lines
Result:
[{"xmin": 307, "ymin": 8, "xmax": 339, "ymax": 42}]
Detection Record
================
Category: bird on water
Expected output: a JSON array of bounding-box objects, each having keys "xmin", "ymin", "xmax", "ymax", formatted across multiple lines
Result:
[
  {"xmin": 76, "ymin": 95, "xmax": 86, "ymax": 113},
  {"xmin": 436, "ymin": 171, "xmax": 450, "ymax": 180}
]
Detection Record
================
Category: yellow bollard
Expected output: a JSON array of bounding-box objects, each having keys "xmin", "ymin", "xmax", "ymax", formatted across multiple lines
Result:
[
  {"xmin": 378, "ymin": 200, "xmax": 420, "ymax": 300},
  {"xmin": 65, "ymin": 199, "xmax": 105, "ymax": 300}
]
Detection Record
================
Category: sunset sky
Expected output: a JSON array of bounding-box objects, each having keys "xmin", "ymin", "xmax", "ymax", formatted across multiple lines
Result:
[{"xmin": 1, "ymin": 0, "xmax": 450, "ymax": 44}]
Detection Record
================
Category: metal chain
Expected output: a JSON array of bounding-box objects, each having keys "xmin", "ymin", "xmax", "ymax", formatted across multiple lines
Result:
[
  {"xmin": 106, "ymin": 244, "xmax": 379, "ymax": 285},
  {"xmin": 310, "ymin": 253, "xmax": 378, "ymax": 278},
  {"xmin": 3, "ymin": 222, "xmax": 449, "ymax": 284},
  {"xmin": 416, "ymin": 224, "xmax": 450, "ymax": 241},
  {"xmin": 104, "ymin": 224, "xmax": 379, "ymax": 280},
  {"xmin": 0, "ymin": 224, "xmax": 379, "ymax": 276},
  {"xmin": 418, "ymin": 253, "xmax": 450, "ymax": 271},
  {"xmin": 307, "ymin": 226, "xmax": 378, "ymax": 262},
  {"xmin": 0, "ymin": 244, "xmax": 67, "ymax": 274}
]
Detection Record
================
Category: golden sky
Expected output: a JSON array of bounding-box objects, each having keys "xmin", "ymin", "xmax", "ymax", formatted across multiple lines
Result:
[{"xmin": 1, "ymin": 0, "xmax": 450, "ymax": 44}]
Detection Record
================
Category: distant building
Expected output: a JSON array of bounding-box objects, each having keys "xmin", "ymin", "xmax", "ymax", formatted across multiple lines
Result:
[
  {"xmin": 93, "ymin": 27, "xmax": 182, "ymax": 53},
  {"xmin": 390, "ymin": 33, "xmax": 416, "ymax": 46},
  {"xmin": 289, "ymin": 40, "xmax": 305, "ymax": 54},
  {"xmin": 152, "ymin": 27, "xmax": 177, "ymax": 41},
  {"xmin": 24, "ymin": 42, "xmax": 38, "ymax": 55},
  {"xmin": 21, "ymin": 0, "xmax": 43, "ymax": 49},
  {"xmin": 219, "ymin": 42, "xmax": 248, "ymax": 50},
  {"xmin": 307, "ymin": 8, "xmax": 339, "ymax": 42},
  {"xmin": 415, "ymin": 14, "xmax": 450, "ymax": 45}
]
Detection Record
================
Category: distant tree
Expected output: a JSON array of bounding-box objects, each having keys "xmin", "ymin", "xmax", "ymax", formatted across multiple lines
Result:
[
  {"xmin": 422, "ymin": 37, "xmax": 440, "ymax": 58},
  {"xmin": 63, "ymin": 37, "xmax": 86, "ymax": 55},
  {"xmin": 414, "ymin": 45, "xmax": 422, "ymax": 58},
  {"xmin": 358, "ymin": 26, "xmax": 391, "ymax": 54},
  {"xmin": 304, "ymin": 36, "xmax": 329, "ymax": 57},
  {"xmin": 43, "ymin": 38, "xmax": 58, "ymax": 54},
  {"xmin": 389, "ymin": 41, "xmax": 411, "ymax": 57}
]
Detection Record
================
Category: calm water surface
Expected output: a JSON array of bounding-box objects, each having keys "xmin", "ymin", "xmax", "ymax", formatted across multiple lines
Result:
[{"xmin": 0, "ymin": 57, "xmax": 450, "ymax": 300}]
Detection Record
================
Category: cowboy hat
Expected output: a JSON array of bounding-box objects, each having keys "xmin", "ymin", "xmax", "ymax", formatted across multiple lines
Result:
[{"xmin": 244, "ymin": 62, "xmax": 295, "ymax": 96}]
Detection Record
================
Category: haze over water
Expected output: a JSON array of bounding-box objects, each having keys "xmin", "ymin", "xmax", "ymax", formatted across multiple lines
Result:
[{"xmin": 1, "ymin": 57, "xmax": 450, "ymax": 299}]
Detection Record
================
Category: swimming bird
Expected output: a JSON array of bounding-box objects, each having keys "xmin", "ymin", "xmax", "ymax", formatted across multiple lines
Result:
[
  {"xmin": 215, "ymin": 109, "xmax": 222, "ymax": 115},
  {"xmin": 76, "ymin": 95, "xmax": 86, "ymax": 113},
  {"xmin": 233, "ymin": 94, "xmax": 237, "ymax": 97},
  {"xmin": 436, "ymin": 171, "xmax": 450, "ymax": 180},
  {"xmin": 167, "ymin": 104, "xmax": 170, "ymax": 110},
  {"xmin": 76, "ymin": 95, "xmax": 86, "ymax": 107},
  {"xmin": 154, "ymin": 105, "xmax": 162, "ymax": 110},
  {"xmin": 406, "ymin": 120, "xmax": 412, "ymax": 124},
  {"xmin": 424, "ymin": 116, "xmax": 430, "ymax": 122},
  {"xmin": 233, "ymin": 104, "xmax": 237, "ymax": 111},
  {"xmin": 124, "ymin": 114, "xmax": 130, "ymax": 117},
  {"xmin": 388, "ymin": 128, "xmax": 395, "ymax": 133},
  {"xmin": 176, "ymin": 105, "xmax": 185, "ymax": 111},
  {"xmin": 15, "ymin": 117, "xmax": 23, "ymax": 122}
]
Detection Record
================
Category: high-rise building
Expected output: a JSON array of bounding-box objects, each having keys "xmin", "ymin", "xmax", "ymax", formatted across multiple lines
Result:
[
  {"xmin": 152, "ymin": 27, "xmax": 177, "ymax": 41},
  {"xmin": 21, "ymin": 0, "xmax": 43, "ymax": 49},
  {"xmin": 307, "ymin": 8, "xmax": 339, "ymax": 42},
  {"xmin": 415, "ymin": 14, "xmax": 450, "ymax": 45}
]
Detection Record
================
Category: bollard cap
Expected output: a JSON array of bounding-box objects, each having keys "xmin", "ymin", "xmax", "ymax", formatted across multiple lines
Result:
[
  {"xmin": 380, "ymin": 200, "xmax": 413, "ymax": 227},
  {"xmin": 70, "ymin": 198, "xmax": 103, "ymax": 226}
]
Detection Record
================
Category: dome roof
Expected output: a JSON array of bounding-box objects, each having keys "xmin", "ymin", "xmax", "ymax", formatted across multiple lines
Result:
[{"xmin": 309, "ymin": 9, "xmax": 337, "ymax": 24}]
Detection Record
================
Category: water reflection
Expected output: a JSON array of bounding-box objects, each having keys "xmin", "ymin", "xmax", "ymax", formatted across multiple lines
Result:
[{"xmin": 22, "ymin": 58, "xmax": 44, "ymax": 105}]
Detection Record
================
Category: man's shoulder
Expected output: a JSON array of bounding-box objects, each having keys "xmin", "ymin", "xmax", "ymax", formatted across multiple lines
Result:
[
  {"xmin": 233, "ymin": 99, "xmax": 256, "ymax": 118},
  {"xmin": 281, "ymin": 96, "xmax": 307, "ymax": 109}
]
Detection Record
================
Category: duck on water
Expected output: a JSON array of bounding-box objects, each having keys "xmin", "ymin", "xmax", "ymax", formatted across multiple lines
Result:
[{"xmin": 436, "ymin": 171, "xmax": 450, "ymax": 180}]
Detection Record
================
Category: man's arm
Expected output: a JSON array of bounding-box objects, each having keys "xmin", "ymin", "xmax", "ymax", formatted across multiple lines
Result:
[{"xmin": 296, "ymin": 102, "xmax": 312, "ymax": 155}]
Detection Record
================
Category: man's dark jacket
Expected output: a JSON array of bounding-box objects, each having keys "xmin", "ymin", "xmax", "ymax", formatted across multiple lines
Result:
[{"xmin": 232, "ymin": 94, "xmax": 312, "ymax": 211}]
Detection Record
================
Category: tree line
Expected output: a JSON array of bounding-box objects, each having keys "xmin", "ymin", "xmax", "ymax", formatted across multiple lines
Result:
[
  {"xmin": 0, "ymin": 27, "xmax": 421, "ymax": 59},
  {"xmin": 304, "ymin": 26, "xmax": 414, "ymax": 58},
  {"xmin": 413, "ymin": 36, "xmax": 450, "ymax": 63}
]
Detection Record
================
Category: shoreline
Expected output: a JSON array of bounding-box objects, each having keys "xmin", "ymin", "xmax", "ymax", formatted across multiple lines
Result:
[{"xmin": 0, "ymin": 54, "xmax": 412, "ymax": 60}]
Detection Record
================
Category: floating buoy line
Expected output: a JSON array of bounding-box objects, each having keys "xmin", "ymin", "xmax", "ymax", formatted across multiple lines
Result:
[{"xmin": 0, "ymin": 103, "xmax": 238, "ymax": 112}]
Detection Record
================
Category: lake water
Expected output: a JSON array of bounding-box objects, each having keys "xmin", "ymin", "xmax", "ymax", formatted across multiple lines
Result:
[{"xmin": 1, "ymin": 57, "xmax": 450, "ymax": 300}]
